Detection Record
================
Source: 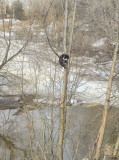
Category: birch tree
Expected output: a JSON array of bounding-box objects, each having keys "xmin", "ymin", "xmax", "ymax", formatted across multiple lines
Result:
[
  {"xmin": 58, "ymin": 0, "xmax": 76, "ymax": 159},
  {"xmin": 94, "ymin": 1, "xmax": 119, "ymax": 159}
]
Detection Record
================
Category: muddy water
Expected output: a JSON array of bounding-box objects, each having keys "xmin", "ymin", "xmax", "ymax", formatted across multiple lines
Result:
[{"xmin": 0, "ymin": 104, "xmax": 118, "ymax": 160}]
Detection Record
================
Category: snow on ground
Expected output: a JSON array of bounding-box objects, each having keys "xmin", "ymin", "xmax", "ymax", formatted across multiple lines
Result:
[
  {"xmin": 78, "ymin": 80, "xmax": 107, "ymax": 104},
  {"xmin": 0, "ymin": 39, "xmax": 113, "ymax": 104},
  {"xmin": 0, "ymin": 24, "xmax": 118, "ymax": 105},
  {"xmin": 80, "ymin": 24, "xmax": 89, "ymax": 31},
  {"xmin": 0, "ymin": 19, "xmax": 20, "ymax": 24},
  {"xmin": 92, "ymin": 38, "xmax": 107, "ymax": 47},
  {"xmin": 0, "ymin": 31, "xmax": 15, "ymax": 41}
]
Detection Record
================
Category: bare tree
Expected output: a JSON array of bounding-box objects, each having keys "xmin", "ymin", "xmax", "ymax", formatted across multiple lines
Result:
[
  {"xmin": 58, "ymin": 0, "xmax": 76, "ymax": 159},
  {"xmin": 0, "ymin": 19, "xmax": 33, "ymax": 71},
  {"xmin": 94, "ymin": 1, "xmax": 119, "ymax": 159}
]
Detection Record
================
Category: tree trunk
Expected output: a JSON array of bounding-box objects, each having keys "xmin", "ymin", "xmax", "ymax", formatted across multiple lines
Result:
[
  {"xmin": 94, "ymin": 1, "xmax": 119, "ymax": 158},
  {"xmin": 112, "ymin": 133, "xmax": 119, "ymax": 158},
  {"xmin": 58, "ymin": 69, "xmax": 68, "ymax": 160},
  {"xmin": 58, "ymin": 0, "xmax": 68, "ymax": 158},
  {"xmin": 94, "ymin": 42, "xmax": 118, "ymax": 160},
  {"xmin": 58, "ymin": 1, "xmax": 76, "ymax": 159}
]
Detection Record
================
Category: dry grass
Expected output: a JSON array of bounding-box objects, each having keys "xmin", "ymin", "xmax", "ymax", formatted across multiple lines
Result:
[{"xmin": 0, "ymin": 21, "xmax": 11, "ymax": 31}]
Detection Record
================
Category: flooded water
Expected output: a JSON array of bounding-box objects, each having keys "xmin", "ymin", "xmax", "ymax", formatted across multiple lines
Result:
[
  {"xmin": 0, "ymin": 107, "xmax": 59, "ymax": 159},
  {"xmin": 0, "ymin": 78, "xmax": 118, "ymax": 160},
  {"xmin": 0, "ymin": 105, "xmax": 84, "ymax": 160},
  {"xmin": 0, "ymin": 101, "xmax": 119, "ymax": 160}
]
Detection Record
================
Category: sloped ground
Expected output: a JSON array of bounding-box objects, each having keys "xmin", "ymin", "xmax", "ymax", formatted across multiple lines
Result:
[{"xmin": 0, "ymin": 19, "xmax": 119, "ymax": 106}]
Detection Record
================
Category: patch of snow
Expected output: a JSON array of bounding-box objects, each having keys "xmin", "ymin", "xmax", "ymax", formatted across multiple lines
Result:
[
  {"xmin": 33, "ymin": 98, "xmax": 46, "ymax": 103},
  {"xmin": 47, "ymin": 22, "xmax": 54, "ymax": 32},
  {"xmin": 92, "ymin": 69, "xmax": 109, "ymax": 77},
  {"xmin": 77, "ymin": 80, "xmax": 107, "ymax": 104},
  {"xmin": 1, "ymin": 31, "xmax": 14, "ymax": 38},
  {"xmin": 81, "ymin": 24, "xmax": 89, "ymax": 31},
  {"xmin": 0, "ymin": 19, "xmax": 20, "ymax": 24},
  {"xmin": 92, "ymin": 38, "xmax": 107, "ymax": 47},
  {"xmin": 39, "ymin": 31, "xmax": 45, "ymax": 36},
  {"xmin": 70, "ymin": 99, "xmax": 78, "ymax": 104}
]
